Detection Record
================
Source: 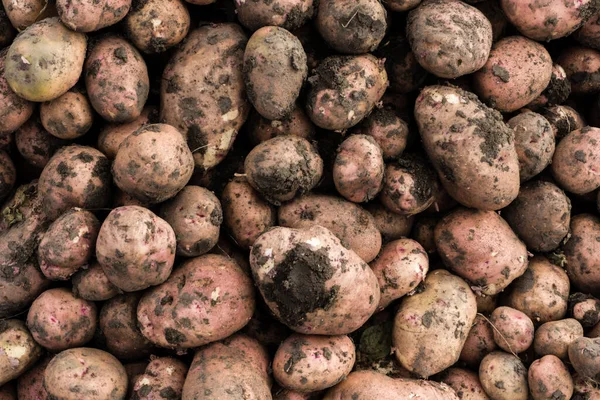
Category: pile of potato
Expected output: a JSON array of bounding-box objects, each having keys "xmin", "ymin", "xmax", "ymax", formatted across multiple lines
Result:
[{"xmin": 3, "ymin": 0, "xmax": 600, "ymax": 398}]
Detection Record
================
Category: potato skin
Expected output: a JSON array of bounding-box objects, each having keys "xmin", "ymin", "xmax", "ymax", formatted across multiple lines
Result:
[
  {"xmin": 0, "ymin": 319, "xmax": 42, "ymax": 386},
  {"xmin": 306, "ymin": 54, "xmax": 388, "ymax": 131},
  {"xmin": 435, "ymin": 208, "xmax": 528, "ymax": 295},
  {"xmin": 71, "ymin": 261, "xmax": 120, "ymax": 301},
  {"xmin": 576, "ymin": 14, "xmax": 600, "ymax": 50},
  {"xmin": 247, "ymin": 105, "xmax": 315, "ymax": 145},
  {"xmin": 489, "ymin": 306, "xmax": 534, "ymax": 354},
  {"xmin": 27, "ymin": 288, "xmax": 97, "ymax": 351},
  {"xmin": 365, "ymin": 202, "xmax": 414, "ymax": 242},
  {"xmin": 440, "ymin": 368, "xmax": 489, "ymax": 400},
  {"xmin": 96, "ymin": 206, "xmax": 176, "ymax": 292},
  {"xmin": 97, "ymin": 105, "xmax": 157, "ymax": 159},
  {"xmin": 1, "ymin": 0, "xmax": 47, "ymax": 31},
  {"xmin": 137, "ymin": 254, "xmax": 255, "ymax": 349},
  {"xmin": 278, "ymin": 194, "xmax": 382, "ymax": 263},
  {"xmin": 0, "ymin": 150, "xmax": 14, "ymax": 202},
  {"xmin": 237, "ymin": 0, "xmax": 314, "ymax": 31},
  {"xmin": 351, "ymin": 107, "xmax": 409, "ymax": 160},
  {"xmin": 43, "ymin": 347, "xmax": 127, "ymax": 400},
  {"xmin": 569, "ymin": 337, "xmax": 600, "ymax": 379},
  {"xmin": 528, "ymin": 64, "xmax": 571, "ymax": 109},
  {"xmin": 16, "ymin": 355, "xmax": 50, "ymax": 400},
  {"xmin": 0, "ymin": 259, "xmax": 48, "ymax": 322},
  {"xmin": 407, "ymin": 0, "xmax": 492, "ymax": 79},
  {"xmin": 563, "ymin": 214, "xmax": 600, "ymax": 293},
  {"xmin": 57, "ymin": 0, "xmax": 130, "ymax": 32},
  {"xmin": 528, "ymin": 355, "xmax": 573, "ymax": 400},
  {"xmin": 250, "ymin": 225, "xmax": 380, "ymax": 334},
  {"xmin": 459, "ymin": 314, "xmax": 498, "ymax": 367},
  {"xmin": 414, "ymin": 85, "xmax": 520, "ymax": 210},
  {"xmin": 559, "ymin": 47, "xmax": 600, "ymax": 94},
  {"xmin": 15, "ymin": 117, "xmax": 64, "ymax": 169},
  {"xmin": 132, "ymin": 357, "xmax": 187, "ymax": 399},
  {"xmin": 161, "ymin": 23, "xmax": 249, "ymax": 171},
  {"xmin": 479, "ymin": 352, "xmax": 529, "ymax": 400},
  {"xmin": 552, "ymin": 126, "xmax": 600, "ymax": 194},
  {"xmin": 393, "ymin": 269, "xmax": 477, "ymax": 378},
  {"xmin": 542, "ymin": 105, "xmax": 586, "ymax": 140},
  {"xmin": 40, "ymin": 89, "xmax": 93, "ymax": 140},
  {"xmin": 5, "ymin": 18, "xmax": 87, "ymax": 102},
  {"xmin": 0, "ymin": 49, "xmax": 33, "ymax": 134},
  {"xmin": 273, "ymin": 334, "xmax": 355, "ymax": 392},
  {"xmin": 534, "ymin": 318, "xmax": 584, "ymax": 360}
]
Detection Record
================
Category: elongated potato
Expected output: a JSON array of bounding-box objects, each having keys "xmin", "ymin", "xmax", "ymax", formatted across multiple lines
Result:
[
  {"xmin": 563, "ymin": 214, "xmax": 600, "ymax": 293},
  {"xmin": 534, "ymin": 318, "xmax": 583, "ymax": 359},
  {"xmin": 552, "ymin": 126, "xmax": 600, "ymax": 194},
  {"xmin": 479, "ymin": 352, "xmax": 528, "ymax": 400},
  {"xmin": 0, "ymin": 319, "xmax": 41, "ymax": 386}
]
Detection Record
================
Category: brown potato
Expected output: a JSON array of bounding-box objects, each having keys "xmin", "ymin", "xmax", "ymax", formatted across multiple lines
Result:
[
  {"xmin": 541, "ymin": 104, "xmax": 586, "ymax": 140},
  {"xmin": 528, "ymin": 64, "xmax": 571, "ymax": 109},
  {"xmin": 0, "ymin": 319, "xmax": 42, "ymax": 386},
  {"xmin": 365, "ymin": 202, "xmax": 414, "ymax": 243},
  {"xmin": 552, "ymin": 126, "xmax": 600, "ymax": 194},
  {"xmin": 16, "ymin": 355, "xmax": 50, "ymax": 400},
  {"xmin": 490, "ymin": 306, "xmax": 534, "ymax": 354},
  {"xmin": 351, "ymin": 107, "xmax": 410, "ymax": 160},
  {"xmin": 247, "ymin": 105, "xmax": 315, "ymax": 145},
  {"xmin": 476, "ymin": 295, "xmax": 498, "ymax": 314},
  {"xmin": 0, "ymin": 49, "xmax": 33, "ymax": 134},
  {"xmin": 563, "ymin": 214, "xmax": 600, "ymax": 293},
  {"xmin": 534, "ymin": 318, "xmax": 584, "ymax": 359},
  {"xmin": 440, "ymin": 368, "xmax": 490, "ymax": 400},
  {"xmin": 569, "ymin": 337, "xmax": 600, "ymax": 379},
  {"xmin": 15, "ymin": 117, "xmax": 63, "ymax": 169},
  {"xmin": 236, "ymin": 0, "xmax": 314, "ymax": 31},
  {"xmin": 479, "ymin": 352, "xmax": 528, "ymax": 400},
  {"xmin": 1, "ymin": 0, "xmax": 47, "ymax": 31},
  {"xmin": 40, "ymin": 89, "xmax": 93, "ymax": 139},
  {"xmin": 407, "ymin": 0, "xmax": 492, "ymax": 79},
  {"xmin": 5, "ymin": 18, "xmax": 86, "ymax": 102},
  {"xmin": 71, "ymin": 261, "xmax": 120, "ymax": 301},
  {"xmin": 383, "ymin": 0, "xmax": 421, "ymax": 11},
  {"xmin": 273, "ymin": 334, "xmax": 355, "ymax": 392},
  {"xmin": 528, "ymin": 355, "xmax": 573, "ymax": 400},
  {"xmin": 97, "ymin": 105, "xmax": 157, "ymax": 159},
  {"xmin": 460, "ymin": 314, "xmax": 498, "ymax": 367},
  {"xmin": 559, "ymin": 47, "xmax": 600, "ymax": 94},
  {"xmin": 132, "ymin": 357, "xmax": 187, "ymax": 399},
  {"xmin": 376, "ymin": 33, "xmax": 428, "ymax": 93},
  {"xmin": 57, "ymin": 0, "xmax": 130, "ymax": 32},
  {"xmin": 0, "ymin": 150, "xmax": 14, "ymax": 202}
]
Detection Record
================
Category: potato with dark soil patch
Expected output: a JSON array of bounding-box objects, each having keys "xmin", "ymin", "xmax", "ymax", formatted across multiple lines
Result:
[
  {"xmin": 71, "ymin": 261, "xmax": 120, "ymax": 301},
  {"xmin": 570, "ymin": 293, "xmax": 600, "ymax": 328},
  {"xmin": 558, "ymin": 47, "xmax": 600, "ymax": 94},
  {"xmin": 459, "ymin": 314, "xmax": 498, "ymax": 367},
  {"xmin": 569, "ymin": 337, "xmax": 600, "ymax": 379},
  {"xmin": 411, "ymin": 215, "xmax": 438, "ymax": 253},
  {"xmin": 131, "ymin": 357, "xmax": 187, "ymax": 400},
  {"xmin": 479, "ymin": 352, "xmax": 528, "ymax": 400},
  {"xmin": 528, "ymin": 64, "xmax": 571, "ymax": 109},
  {"xmin": 40, "ymin": 89, "xmax": 93, "ymax": 140},
  {"xmin": 541, "ymin": 105, "xmax": 586, "ymax": 140},
  {"xmin": 365, "ymin": 202, "xmax": 414, "ymax": 243},
  {"xmin": 528, "ymin": 355, "xmax": 573, "ymax": 400},
  {"xmin": 137, "ymin": 254, "xmax": 255, "ymax": 349},
  {"xmin": 56, "ymin": 0, "xmax": 130, "ymax": 32},
  {"xmin": 0, "ymin": 319, "xmax": 41, "ymax": 386},
  {"xmin": 247, "ymin": 105, "xmax": 315, "ymax": 145},
  {"xmin": 27, "ymin": 287, "xmax": 97, "ymax": 351},
  {"xmin": 0, "ymin": 49, "xmax": 33, "ymax": 135},
  {"xmin": 236, "ymin": 0, "xmax": 315, "ymax": 31},
  {"xmin": 96, "ymin": 206, "xmax": 176, "ymax": 292},
  {"xmin": 534, "ymin": 318, "xmax": 583, "ymax": 359},
  {"xmin": 439, "ymin": 368, "xmax": 489, "ymax": 400},
  {"xmin": 0, "ymin": 150, "xmax": 14, "ymax": 202},
  {"xmin": 552, "ymin": 126, "xmax": 600, "ymax": 194},
  {"xmin": 15, "ymin": 117, "xmax": 64, "ymax": 169},
  {"xmin": 97, "ymin": 105, "xmax": 157, "ymax": 159},
  {"xmin": 351, "ymin": 107, "xmax": 409, "ymax": 160},
  {"xmin": 16, "ymin": 356, "xmax": 50, "ymax": 400}
]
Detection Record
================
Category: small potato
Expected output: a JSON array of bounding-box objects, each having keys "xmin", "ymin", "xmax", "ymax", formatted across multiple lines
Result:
[
  {"xmin": 440, "ymin": 368, "xmax": 489, "ymax": 400},
  {"xmin": 15, "ymin": 117, "xmax": 63, "ymax": 169},
  {"xmin": 5, "ymin": 18, "xmax": 86, "ymax": 102},
  {"xmin": 245, "ymin": 135, "xmax": 323, "ymax": 205},
  {"xmin": 490, "ymin": 307, "xmax": 535, "ymax": 354},
  {"xmin": 0, "ymin": 319, "xmax": 41, "ymax": 386},
  {"xmin": 333, "ymin": 135, "xmax": 384, "ymax": 203},
  {"xmin": 460, "ymin": 314, "xmax": 498, "ymax": 367},
  {"xmin": 278, "ymin": 194, "xmax": 382, "ymax": 263},
  {"xmin": 40, "ymin": 89, "xmax": 93, "ymax": 139},
  {"xmin": 71, "ymin": 261, "xmax": 120, "ymax": 301},
  {"xmin": 370, "ymin": 238, "xmax": 428, "ymax": 310},
  {"xmin": 100, "ymin": 293, "xmax": 153, "ymax": 360},
  {"xmin": 44, "ymin": 347, "xmax": 127, "ymax": 400},
  {"xmin": 85, "ymin": 36, "xmax": 149, "ymax": 123},
  {"xmin": 563, "ymin": 214, "xmax": 600, "ymax": 293},
  {"xmin": 160, "ymin": 185, "xmax": 222, "ymax": 256},
  {"xmin": 236, "ymin": 0, "xmax": 315, "ymax": 31},
  {"xmin": 569, "ymin": 337, "xmax": 600, "ymax": 379},
  {"xmin": 552, "ymin": 126, "xmax": 600, "ymax": 194},
  {"xmin": 393, "ymin": 269, "xmax": 477, "ymax": 378},
  {"xmin": 38, "ymin": 145, "xmax": 112, "ymax": 220},
  {"xmin": 529, "ymin": 355, "xmax": 573, "ymax": 400},
  {"xmin": 528, "ymin": 64, "xmax": 571, "ymax": 109},
  {"xmin": 132, "ymin": 357, "xmax": 187, "ymax": 399},
  {"xmin": 96, "ymin": 206, "xmax": 176, "ymax": 292},
  {"xmin": 559, "ymin": 47, "xmax": 600, "ymax": 94},
  {"xmin": 250, "ymin": 225, "xmax": 380, "ymax": 334},
  {"xmin": 435, "ymin": 208, "xmax": 528, "ymax": 296},
  {"xmin": 0, "ymin": 150, "xmax": 14, "ymax": 202},
  {"xmin": 221, "ymin": 177, "xmax": 275, "ymax": 249},
  {"xmin": 379, "ymin": 155, "xmax": 438, "ymax": 215},
  {"xmin": 351, "ymin": 107, "xmax": 409, "ymax": 160},
  {"xmin": 479, "ymin": 352, "xmax": 529, "ymax": 400},
  {"xmin": 247, "ymin": 105, "xmax": 315, "ymax": 145},
  {"xmin": 0, "ymin": 49, "xmax": 33, "ymax": 134},
  {"xmin": 365, "ymin": 202, "xmax": 414, "ymax": 242},
  {"xmin": 407, "ymin": 0, "xmax": 492, "ymax": 79},
  {"xmin": 273, "ymin": 334, "xmax": 355, "ymax": 392},
  {"xmin": 26, "ymin": 288, "xmax": 97, "ymax": 352},
  {"xmin": 137, "ymin": 254, "xmax": 255, "ymax": 349},
  {"xmin": 316, "ymin": 0, "xmax": 387, "ymax": 55},
  {"xmin": 411, "ymin": 215, "xmax": 438, "ymax": 253},
  {"xmin": 576, "ymin": 14, "xmax": 600, "ymax": 50},
  {"xmin": 541, "ymin": 105, "xmax": 586, "ymax": 140},
  {"xmin": 507, "ymin": 112, "xmax": 555, "ymax": 182},
  {"xmin": 306, "ymin": 54, "xmax": 388, "ymax": 131},
  {"xmin": 97, "ymin": 105, "xmax": 157, "ymax": 159},
  {"xmin": 504, "ymin": 257, "xmax": 570, "ymax": 324},
  {"xmin": 56, "ymin": 0, "xmax": 130, "ymax": 32},
  {"xmin": 476, "ymin": 295, "xmax": 498, "ymax": 314},
  {"xmin": 376, "ymin": 33, "xmax": 428, "ymax": 93},
  {"xmin": 534, "ymin": 318, "xmax": 584, "ymax": 359},
  {"xmin": 244, "ymin": 26, "xmax": 307, "ymax": 120},
  {"xmin": 570, "ymin": 293, "xmax": 600, "ymax": 327},
  {"xmin": 473, "ymin": 36, "xmax": 552, "ymax": 112},
  {"xmin": 16, "ymin": 356, "xmax": 51, "ymax": 400}
]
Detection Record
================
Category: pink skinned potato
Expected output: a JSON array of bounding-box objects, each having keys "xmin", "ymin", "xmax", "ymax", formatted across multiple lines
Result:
[
  {"xmin": 97, "ymin": 105, "xmax": 157, "ymax": 159},
  {"xmin": 40, "ymin": 89, "xmax": 94, "ymax": 140},
  {"xmin": 489, "ymin": 306, "xmax": 535, "ymax": 354},
  {"xmin": 15, "ymin": 117, "xmax": 64, "ymax": 169},
  {"xmin": 0, "ymin": 49, "xmax": 34, "ymax": 135},
  {"xmin": 132, "ymin": 357, "xmax": 187, "ymax": 399},
  {"xmin": 71, "ymin": 261, "xmax": 120, "ymax": 301},
  {"xmin": 563, "ymin": 214, "xmax": 600, "ymax": 293},
  {"xmin": 365, "ymin": 202, "xmax": 414, "ymax": 242},
  {"xmin": 479, "ymin": 352, "xmax": 529, "ymax": 400},
  {"xmin": 351, "ymin": 107, "xmax": 410, "ymax": 160},
  {"xmin": 247, "ymin": 105, "xmax": 315, "ymax": 146},
  {"xmin": 56, "ymin": 0, "xmax": 131, "ymax": 32},
  {"xmin": 558, "ymin": 47, "xmax": 600, "ymax": 94},
  {"xmin": 235, "ymin": 0, "xmax": 315, "ymax": 31},
  {"xmin": 552, "ymin": 126, "xmax": 600, "ymax": 195},
  {"xmin": 528, "ymin": 355, "xmax": 574, "ymax": 400},
  {"xmin": 534, "ymin": 318, "xmax": 583, "ymax": 360},
  {"xmin": 440, "ymin": 368, "xmax": 490, "ymax": 400}
]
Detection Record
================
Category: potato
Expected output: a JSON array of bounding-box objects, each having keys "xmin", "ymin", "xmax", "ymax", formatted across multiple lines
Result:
[
  {"xmin": 85, "ymin": 35, "xmax": 149, "ymax": 123},
  {"xmin": 477, "ymin": 295, "xmax": 498, "ymax": 314},
  {"xmin": 0, "ymin": 49, "xmax": 33, "ymax": 134},
  {"xmin": 0, "ymin": 259, "xmax": 48, "ymax": 321},
  {"xmin": 278, "ymin": 194, "xmax": 382, "ymax": 263},
  {"xmin": 273, "ymin": 334, "xmax": 355, "ymax": 392},
  {"xmin": 244, "ymin": 26, "xmax": 307, "ymax": 120},
  {"xmin": 97, "ymin": 105, "xmax": 157, "ymax": 159},
  {"xmin": 569, "ymin": 337, "xmax": 600, "ymax": 379},
  {"xmin": 16, "ymin": 355, "xmax": 50, "ymax": 400},
  {"xmin": 221, "ymin": 177, "xmax": 275, "ymax": 249},
  {"xmin": 182, "ymin": 334, "xmax": 271, "ymax": 399},
  {"xmin": 247, "ymin": 105, "xmax": 315, "ymax": 146},
  {"xmin": 415, "ymin": 85, "xmax": 520, "ymax": 210},
  {"xmin": 316, "ymin": 0, "xmax": 387, "ymax": 55},
  {"xmin": 435, "ymin": 208, "xmax": 528, "ymax": 295},
  {"xmin": 541, "ymin": 105, "xmax": 586, "ymax": 140},
  {"xmin": 306, "ymin": 54, "xmax": 388, "ymax": 131},
  {"xmin": 236, "ymin": 0, "xmax": 314, "ymax": 31},
  {"xmin": 489, "ymin": 306, "xmax": 534, "ymax": 354},
  {"xmin": 393, "ymin": 269, "xmax": 476, "ymax": 377},
  {"xmin": 507, "ymin": 112, "xmax": 555, "ymax": 182},
  {"xmin": 570, "ymin": 293, "xmax": 600, "ymax": 327},
  {"xmin": 333, "ymin": 135, "xmax": 384, "ymax": 203},
  {"xmin": 411, "ymin": 215, "xmax": 438, "ymax": 253},
  {"xmin": 27, "ymin": 288, "xmax": 96, "ymax": 351},
  {"xmin": 137, "ymin": 254, "xmax": 255, "ymax": 349},
  {"xmin": 528, "ymin": 355, "xmax": 573, "ymax": 400},
  {"xmin": 479, "ymin": 352, "xmax": 528, "ymax": 400},
  {"xmin": 534, "ymin": 318, "xmax": 584, "ymax": 359},
  {"xmin": 323, "ymin": 370, "xmax": 459, "ymax": 399},
  {"xmin": 563, "ymin": 214, "xmax": 600, "ymax": 293},
  {"xmin": 560, "ymin": 46, "xmax": 600, "ymax": 94},
  {"xmin": 504, "ymin": 256, "xmax": 569, "ymax": 324},
  {"xmin": 365, "ymin": 202, "xmax": 414, "ymax": 242},
  {"xmin": 132, "ymin": 357, "xmax": 187, "ymax": 399},
  {"xmin": 96, "ymin": 206, "xmax": 176, "ymax": 292},
  {"xmin": 576, "ymin": 14, "xmax": 600, "ymax": 49},
  {"xmin": 44, "ymin": 347, "xmax": 127, "ymax": 400},
  {"xmin": 473, "ymin": 36, "xmax": 552, "ymax": 112},
  {"xmin": 407, "ymin": 0, "xmax": 492, "ymax": 79},
  {"xmin": 528, "ymin": 64, "xmax": 571, "ymax": 109},
  {"xmin": 99, "ymin": 293, "xmax": 153, "ymax": 360},
  {"xmin": 370, "ymin": 238, "xmax": 428, "ymax": 310},
  {"xmin": 56, "ymin": 0, "xmax": 130, "ymax": 32},
  {"xmin": 15, "ymin": 117, "xmax": 63, "ymax": 169},
  {"xmin": 573, "ymin": 373, "xmax": 600, "ymax": 399},
  {"xmin": 0, "ymin": 150, "xmax": 14, "ymax": 202},
  {"xmin": 0, "ymin": 319, "xmax": 41, "ymax": 386},
  {"xmin": 376, "ymin": 33, "xmax": 428, "ymax": 94},
  {"xmin": 40, "ymin": 89, "xmax": 93, "ymax": 139},
  {"xmin": 351, "ymin": 107, "xmax": 409, "ymax": 160},
  {"xmin": 39, "ymin": 145, "xmax": 111, "ymax": 220},
  {"xmin": 5, "ymin": 18, "xmax": 86, "ymax": 102},
  {"xmin": 383, "ymin": 0, "xmax": 422, "ymax": 11},
  {"xmin": 2, "ymin": 0, "xmax": 49, "ymax": 31},
  {"xmin": 552, "ymin": 126, "xmax": 600, "ymax": 194},
  {"xmin": 440, "ymin": 368, "xmax": 489, "ymax": 400},
  {"xmin": 379, "ymin": 155, "xmax": 438, "ymax": 215},
  {"xmin": 71, "ymin": 261, "xmax": 120, "ymax": 301},
  {"xmin": 245, "ymin": 135, "xmax": 323, "ymax": 205},
  {"xmin": 251, "ymin": 225, "xmax": 380, "ymax": 334},
  {"xmin": 161, "ymin": 23, "xmax": 249, "ymax": 171},
  {"xmin": 460, "ymin": 314, "xmax": 498, "ymax": 367}
]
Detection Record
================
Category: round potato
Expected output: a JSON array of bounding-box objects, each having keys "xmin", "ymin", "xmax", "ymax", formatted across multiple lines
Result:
[
  {"xmin": 558, "ymin": 47, "xmax": 600, "ymax": 94},
  {"xmin": 365, "ymin": 202, "xmax": 414, "ymax": 242},
  {"xmin": 247, "ymin": 105, "xmax": 315, "ymax": 145},
  {"xmin": 552, "ymin": 126, "xmax": 600, "ymax": 194},
  {"xmin": 351, "ymin": 107, "xmax": 409, "ymax": 160},
  {"xmin": 40, "ymin": 89, "xmax": 93, "ymax": 139},
  {"xmin": 71, "ymin": 261, "xmax": 120, "ymax": 301},
  {"xmin": 132, "ymin": 357, "xmax": 187, "ymax": 399},
  {"xmin": 569, "ymin": 337, "xmax": 600, "ymax": 379},
  {"xmin": 236, "ymin": 0, "xmax": 314, "ymax": 31},
  {"xmin": 440, "ymin": 368, "xmax": 489, "ymax": 400},
  {"xmin": 0, "ymin": 49, "xmax": 33, "ymax": 134},
  {"xmin": 528, "ymin": 355, "xmax": 573, "ymax": 400},
  {"xmin": 57, "ymin": 0, "xmax": 130, "ymax": 32},
  {"xmin": 15, "ymin": 117, "xmax": 64, "ymax": 169},
  {"xmin": 0, "ymin": 319, "xmax": 42, "ymax": 387},
  {"xmin": 490, "ymin": 306, "xmax": 534, "ymax": 354},
  {"xmin": 479, "ymin": 352, "xmax": 529, "ymax": 400},
  {"xmin": 534, "ymin": 318, "xmax": 584, "ymax": 359},
  {"xmin": 459, "ymin": 314, "xmax": 498, "ymax": 367}
]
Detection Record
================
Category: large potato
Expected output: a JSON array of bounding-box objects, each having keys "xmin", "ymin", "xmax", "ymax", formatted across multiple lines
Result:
[
  {"xmin": 57, "ymin": 0, "xmax": 130, "ymax": 32},
  {"xmin": 250, "ymin": 225, "xmax": 380, "ymax": 334},
  {"xmin": 563, "ymin": 214, "xmax": 600, "ymax": 293},
  {"xmin": 392, "ymin": 269, "xmax": 477, "ymax": 378},
  {"xmin": 161, "ymin": 23, "xmax": 249, "ymax": 171},
  {"xmin": 552, "ymin": 126, "xmax": 600, "ymax": 194},
  {"xmin": 479, "ymin": 352, "xmax": 528, "ymax": 400},
  {"xmin": 414, "ymin": 85, "xmax": 520, "ymax": 210},
  {"xmin": 0, "ymin": 49, "xmax": 33, "ymax": 134},
  {"xmin": 0, "ymin": 319, "xmax": 41, "ymax": 386},
  {"xmin": 5, "ymin": 18, "xmax": 86, "ymax": 102}
]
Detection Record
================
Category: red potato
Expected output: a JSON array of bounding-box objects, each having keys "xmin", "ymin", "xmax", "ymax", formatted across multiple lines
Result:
[
  {"xmin": 0, "ymin": 150, "xmax": 14, "ymax": 202},
  {"xmin": 351, "ymin": 107, "xmax": 410, "ymax": 160},
  {"xmin": 552, "ymin": 126, "xmax": 600, "ymax": 194},
  {"xmin": 15, "ymin": 117, "xmax": 64, "ymax": 169},
  {"xmin": 0, "ymin": 319, "xmax": 42, "ymax": 386},
  {"xmin": 559, "ymin": 47, "xmax": 600, "ymax": 94},
  {"xmin": 534, "ymin": 318, "xmax": 584, "ymax": 359},
  {"xmin": 490, "ymin": 306, "xmax": 535, "ymax": 354},
  {"xmin": 56, "ymin": 0, "xmax": 130, "ymax": 32},
  {"xmin": 479, "ymin": 352, "xmax": 529, "ymax": 400},
  {"xmin": 132, "ymin": 357, "xmax": 187, "ymax": 399},
  {"xmin": 97, "ymin": 105, "xmax": 157, "ymax": 159},
  {"xmin": 528, "ymin": 355, "xmax": 573, "ymax": 400},
  {"xmin": 40, "ymin": 89, "xmax": 93, "ymax": 139},
  {"xmin": 16, "ymin": 356, "xmax": 50, "ymax": 400},
  {"xmin": 247, "ymin": 105, "xmax": 315, "ymax": 145},
  {"xmin": 376, "ymin": 33, "xmax": 428, "ymax": 94},
  {"xmin": 460, "ymin": 314, "xmax": 498, "ymax": 367},
  {"xmin": 569, "ymin": 337, "xmax": 600, "ymax": 379},
  {"xmin": 0, "ymin": 49, "xmax": 34, "ymax": 135},
  {"xmin": 365, "ymin": 202, "xmax": 414, "ymax": 242},
  {"xmin": 71, "ymin": 261, "xmax": 120, "ymax": 301},
  {"xmin": 1, "ymin": 0, "xmax": 48, "ymax": 31},
  {"xmin": 528, "ymin": 64, "xmax": 571, "ymax": 109},
  {"xmin": 440, "ymin": 368, "xmax": 490, "ymax": 400},
  {"xmin": 235, "ymin": 0, "xmax": 315, "ymax": 31}
]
